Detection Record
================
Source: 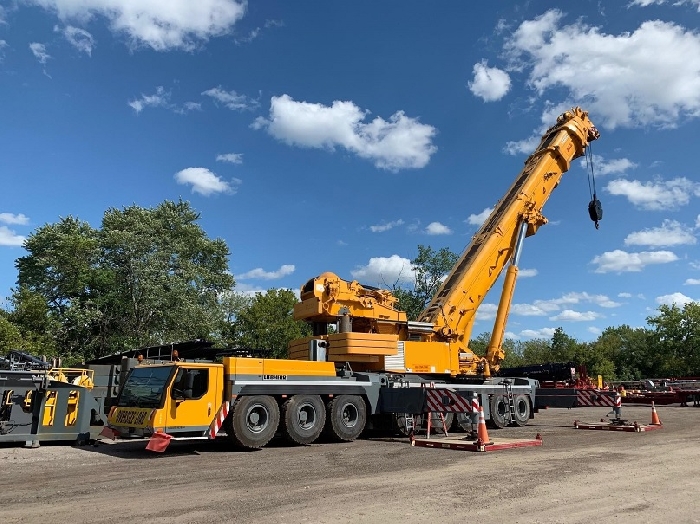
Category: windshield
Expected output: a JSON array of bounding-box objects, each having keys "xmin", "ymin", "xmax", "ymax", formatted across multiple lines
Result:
[{"xmin": 117, "ymin": 366, "xmax": 174, "ymax": 408}]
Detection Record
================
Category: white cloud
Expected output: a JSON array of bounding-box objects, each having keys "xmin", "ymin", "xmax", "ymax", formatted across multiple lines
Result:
[
  {"xmin": 235, "ymin": 18, "xmax": 284, "ymax": 45},
  {"xmin": 468, "ymin": 61, "xmax": 511, "ymax": 102},
  {"xmin": 0, "ymin": 40, "xmax": 7, "ymax": 61},
  {"xmin": 56, "ymin": 25, "xmax": 95, "ymax": 55},
  {"xmin": 475, "ymin": 303, "xmax": 498, "ymax": 322},
  {"xmin": 511, "ymin": 303, "xmax": 550, "ymax": 317},
  {"xmin": 631, "ymin": 0, "xmax": 700, "ymax": 10},
  {"xmin": 128, "ymin": 86, "xmax": 197, "ymax": 114},
  {"xmin": 128, "ymin": 86, "xmax": 169, "ymax": 113},
  {"xmin": 520, "ymin": 327, "xmax": 556, "ymax": 338},
  {"xmin": 370, "ymin": 219, "xmax": 404, "ymax": 233},
  {"xmin": 518, "ymin": 268, "xmax": 538, "ymax": 278},
  {"xmin": 216, "ymin": 153, "xmax": 243, "ymax": 164},
  {"xmin": 237, "ymin": 264, "xmax": 295, "ymax": 280},
  {"xmin": 350, "ymin": 255, "xmax": 415, "ymax": 285},
  {"xmin": 605, "ymin": 177, "xmax": 700, "ymax": 210},
  {"xmin": 0, "ymin": 213, "xmax": 29, "ymax": 225},
  {"xmin": 624, "ymin": 220, "xmax": 696, "ymax": 247},
  {"xmin": 174, "ymin": 167, "xmax": 240, "ymax": 196},
  {"xmin": 655, "ymin": 292, "xmax": 696, "ymax": 306},
  {"xmin": 503, "ymin": 10, "xmax": 700, "ymax": 129},
  {"xmin": 617, "ymin": 292, "xmax": 646, "ymax": 299},
  {"xmin": 549, "ymin": 309, "xmax": 600, "ymax": 322},
  {"xmin": 566, "ymin": 292, "xmax": 621, "ymax": 308},
  {"xmin": 588, "ymin": 326, "xmax": 602, "ymax": 335},
  {"xmin": 178, "ymin": 102, "xmax": 202, "ymax": 113},
  {"xmin": 0, "ymin": 226, "xmax": 25, "ymax": 246},
  {"xmin": 685, "ymin": 278, "xmax": 700, "ymax": 285},
  {"xmin": 29, "ymin": 42, "xmax": 50, "ymax": 63},
  {"xmin": 580, "ymin": 155, "xmax": 638, "ymax": 176},
  {"xmin": 591, "ymin": 249, "xmax": 678, "ymax": 273},
  {"xmin": 467, "ymin": 207, "xmax": 493, "ymax": 226},
  {"xmin": 425, "ymin": 222, "xmax": 452, "ymax": 235},
  {"xmin": 27, "ymin": 0, "xmax": 247, "ymax": 51},
  {"xmin": 202, "ymin": 86, "xmax": 258, "ymax": 111},
  {"xmin": 510, "ymin": 291, "xmax": 621, "ymax": 318},
  {"xmin": 504, "ymin": 133, "xmax": 541, "ymax": 156},
  {"xmin": 233, "ymin": 282, "xmax": 266, "ymax": 296},
  {"xmin": 252, "ymin": 95, "xmax": 437, "ymax": 171}
]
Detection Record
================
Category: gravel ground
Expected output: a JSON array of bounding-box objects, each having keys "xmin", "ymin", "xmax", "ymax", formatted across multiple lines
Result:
[{"xmin": 1, "ymin": 405, "xmax": 699, "ymax": 524}]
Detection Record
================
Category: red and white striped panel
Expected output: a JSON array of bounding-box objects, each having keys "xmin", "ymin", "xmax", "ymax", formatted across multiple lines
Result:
[
  {"xmin": 576, "ymin": 390, "xmax": 616, "ymax": 407},
  {"xmin": 208, "ymin": 401, "xmax": 230, "ymax": 439},
  {"xmin": 425, "ymin": 388, "xmax": 472, "ymax": 413}
]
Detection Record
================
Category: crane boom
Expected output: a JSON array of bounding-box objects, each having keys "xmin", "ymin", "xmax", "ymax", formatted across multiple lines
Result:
[
  {"xmin": 290, "ymin": 107, "xmax": 599, "ymax": 378},
  {"xmin": 418, "ymin": 107, "xmax": 599, "ymax": 373}
]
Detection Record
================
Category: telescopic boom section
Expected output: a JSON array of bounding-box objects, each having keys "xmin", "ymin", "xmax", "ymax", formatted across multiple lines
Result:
[{"xmin": 418, "ymin": 107, "xmax": 599, "ymax": 374}]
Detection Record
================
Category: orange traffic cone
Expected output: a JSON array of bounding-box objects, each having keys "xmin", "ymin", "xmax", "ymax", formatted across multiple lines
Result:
[
  {"xmin": 476, "ymin": 406, "xmax": 492, "ymax": 444},
  {"xmin": 650, "ymin": 401, "xmax": 662, "ymax": 425}
]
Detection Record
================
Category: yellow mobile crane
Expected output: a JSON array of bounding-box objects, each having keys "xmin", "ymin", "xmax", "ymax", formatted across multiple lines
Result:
[{"xmin": 107, "ymin": 108, "xmax": 599, "ymax": 449}]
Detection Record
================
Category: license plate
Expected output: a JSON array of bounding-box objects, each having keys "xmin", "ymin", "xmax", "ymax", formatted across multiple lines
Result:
[{"xmin": 112, "ymin": 408, "xmax": 151, "ymax": 427}]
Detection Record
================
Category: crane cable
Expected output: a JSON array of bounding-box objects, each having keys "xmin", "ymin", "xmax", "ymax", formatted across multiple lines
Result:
[{"xmin": 585, "ymin": 143, "xmax": 602, "ymax": 230}]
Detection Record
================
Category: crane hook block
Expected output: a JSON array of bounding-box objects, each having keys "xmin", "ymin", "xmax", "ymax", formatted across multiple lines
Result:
[{"xmin": 588, "ymin": 198, "xmax": 603, "ymax": 230}]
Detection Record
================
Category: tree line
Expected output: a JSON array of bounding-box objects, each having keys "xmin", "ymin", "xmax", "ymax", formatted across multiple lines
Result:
[{"xmin": 1, "ymin": 200, "xmax": 698, "ymax": 380}]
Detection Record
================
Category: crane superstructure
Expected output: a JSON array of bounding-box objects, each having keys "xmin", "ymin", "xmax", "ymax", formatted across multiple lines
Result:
[{"xmin": 290, "ymin": 107, "xmax": 600, "ymax": 377}]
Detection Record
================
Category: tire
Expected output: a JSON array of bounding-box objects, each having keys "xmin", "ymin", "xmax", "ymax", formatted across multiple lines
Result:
[
  {"xmin": 488, "ymin": 394, "xmax": 509, "ymax": 429},
  {"xmin": 282, "ymin": 395, "xmax": 326, "ymax": 445},
  {"xmin": 228, "ymin": 395, "xmax": 280, "ymax": 449},
  {"xmin": 427, "ymin": 412, "xmax": 454, "ymax": 434},
  {"xmin": 324, "ymin": 395, "xmax": 366, "ymax": 441},
  {"xmin": 513, "ymin": 394, "xmax": 531, "ymax": 427},
  {"xmin": 394, "ymin": 413, "xmax": 423, "ymax": 436},
  {"xmin": 456, "ymin": 412, "xmax": 473, "ymax": 432}
]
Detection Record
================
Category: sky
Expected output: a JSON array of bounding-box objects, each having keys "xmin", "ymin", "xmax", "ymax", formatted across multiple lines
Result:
[{"xmin": 2, "ymin": 0, "xmax": 700, "ymax": 343}]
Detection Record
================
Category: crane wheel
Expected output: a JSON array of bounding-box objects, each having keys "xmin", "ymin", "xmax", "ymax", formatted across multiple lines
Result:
[
  {"xmin": 281, "ymin": 394, "xmax": 326, "ymax": 445},
  {"xmin": 394, "ymin": 413, "xmax": 422, "ymax": 436},
  {"xmin": 228, "ymin": 395, "xmax": 280, "ymax": 449},
  {"xmin": 324, "ymin": 395, "xmax": 366, "ymax": 442},
  {"xmin": 513, "ymin": 394, "xmax": 531, "ymax": 427},
  {"xmin": 488, "ymin": 394, "xmax": 509, "ymax": 429},
  {"xmin": 428, "ymin": 412, "xmax": 454, "ymax": 434}
]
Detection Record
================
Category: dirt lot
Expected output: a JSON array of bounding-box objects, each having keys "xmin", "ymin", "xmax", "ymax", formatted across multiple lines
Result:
[{"xmin": 1, "ymin": 405, "xmax": 699, "ymax": 524}]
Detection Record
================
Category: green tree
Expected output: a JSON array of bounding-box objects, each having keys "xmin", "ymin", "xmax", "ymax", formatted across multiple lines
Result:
[
  {"xmin": 16, "ymin": 216, "xmax": 101, "ymax": 314},
  {"xmin": 550, "ymin": 327, "xmax": 579, "ymax": 362},
  {"xmin": 13, "ymin": 200, "xmax": 235, "ymax": 361},
  {"xmin": 591, "ymin": 325, "xmax": 649, "ymax": 380},
  {"xmin": 0, "ymin": 315, "xmax": 24, "ymax": 354},
  {"xmin": 646, "ymin": 302, "xmax": 700, "ymax": 377},
  {"xmin": 100, "ymin": 200, "xmax": 233, "ymax": 351},
  {"xmin": 6, "ymin": 287, "xmax": 59, "ymax": 357},
  {"xmin": 230, "ymin": 289, "xmax": 311, "ymax": 358},
  {"xmin": 394, "ymin": 245, "xmax": 458, "ymax": 320},
  {"xmin": 520, "ymin": 338, "xmax": 553, "ymax": 364},
  {"xmin": 469, "ymin": 331, "xmax": 525, "ymax": 368}
]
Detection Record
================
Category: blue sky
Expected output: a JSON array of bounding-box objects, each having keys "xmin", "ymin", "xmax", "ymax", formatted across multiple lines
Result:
[{"xmin": 2, "ymin": 0, "xmax": 700, "ymax": 343}]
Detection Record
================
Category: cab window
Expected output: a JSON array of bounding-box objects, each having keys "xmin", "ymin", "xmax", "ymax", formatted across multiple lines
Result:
[{"xmin": 171, "ymin": 368, "xmax": 209, "ymax": 400}]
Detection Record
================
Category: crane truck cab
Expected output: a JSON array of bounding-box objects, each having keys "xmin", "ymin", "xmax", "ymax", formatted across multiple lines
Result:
[
  {"xmin": 108, "ymin": 355, "xmax": 382, "ymax": 448},
  {"xmin": 109, "ymin": 361, "xmax": 223, "ymax": 438}
]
